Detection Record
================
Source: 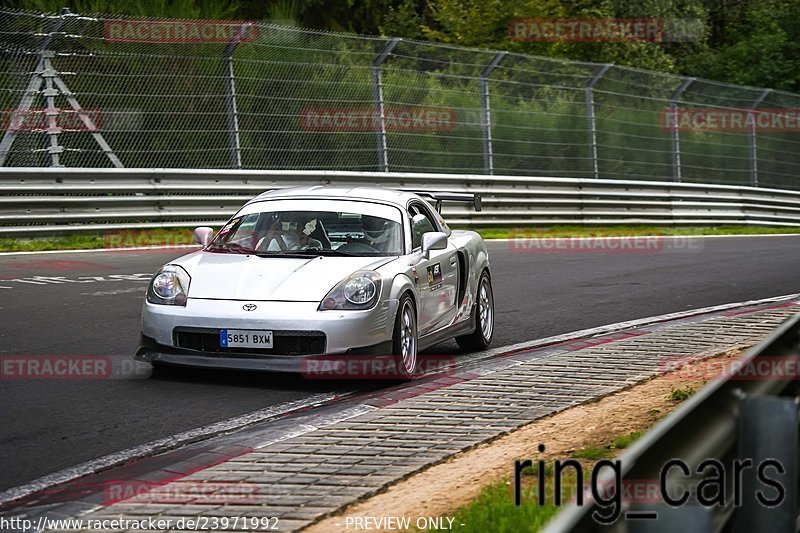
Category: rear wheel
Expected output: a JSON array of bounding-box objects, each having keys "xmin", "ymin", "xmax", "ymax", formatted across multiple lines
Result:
[
  {"xmin": 392, "ymin": 295, "xmax": 418, "ymax": 379},
  {"xmin": 456, "ymin": 272, "xmax": 494, "ymax": 351}
]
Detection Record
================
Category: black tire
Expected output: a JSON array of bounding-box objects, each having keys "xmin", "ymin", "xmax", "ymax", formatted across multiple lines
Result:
[
  {"xmin": 392, "ymin": 294, "xmax": 418, "ymax": 379},
  {"xmin": 456, "ymin": 272, "xmax": 494, "ymax": 352}
]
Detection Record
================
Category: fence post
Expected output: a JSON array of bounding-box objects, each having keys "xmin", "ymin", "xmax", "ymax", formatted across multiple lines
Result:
[
  {"xmin": 668, "ymin": 77, "xmax": 694, "ymax": 182},
  {"xmin": 0, "ymin": 8, "xmax": 69, "ymax": 167},
  {"xmin": 372, "ymin": 38, "xmax": 401, "ymax": 173},
  {"xmin": 1, "ymin": 8, "xmax": 123, "ymax": 168},
  {"xmin": 42, "ymin": 52, "xmax": 63, "ymax": 167},
  {"xmin": 585, "ymin": 64, "xmax": 612, "ymax": 179},
  {"xmin": 480, "ymin": 52, "xmax": 506, "ymax": 175},
  {"xmin": 223, "ymin": 23, "xmax": 252, "ymax": 170},
  {"xmin": 748, "ymin": 89, "xmax": 771, "ymax": 187}
]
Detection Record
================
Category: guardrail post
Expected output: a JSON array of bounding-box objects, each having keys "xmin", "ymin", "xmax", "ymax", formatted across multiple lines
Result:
[
  {"xmin": 223, "ymin": 24, "xmax": 251, "ymax": 170},
  {"xmin": 737, "ymin": 394, "xmax": 797, "ymax": 533},
  {"xmin": 585, "ymin": 64, "xmax": 612, "ymax": 179},
  {"xmin": 0, "ymin": 9, "xmax": 68, "ymax": 167},
  {"xmin": 480, "ymin": 52, "xmax": 506, "ymax": 175},
  {"xmin": 748, "ymin": 89, "xmax": 771, "ymax": 187},
  {"xmin": 372, "ymin": 38, "xmax": 401, "ymax": 173},
  {"xmin": 668, "ymin": 77, "xmax": 694, "ymax": 182}
]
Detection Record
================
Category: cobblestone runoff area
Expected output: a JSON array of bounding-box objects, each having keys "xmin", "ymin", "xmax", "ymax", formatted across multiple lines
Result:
[{"xmin": 3, "ymin": 300, "xmax": 799, "ymax": 532}]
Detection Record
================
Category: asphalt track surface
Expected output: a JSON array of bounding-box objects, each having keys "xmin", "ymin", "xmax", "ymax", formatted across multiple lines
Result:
[{"xmin": 1, "ymin": 235, "xmax": 799, "ymax": 491}]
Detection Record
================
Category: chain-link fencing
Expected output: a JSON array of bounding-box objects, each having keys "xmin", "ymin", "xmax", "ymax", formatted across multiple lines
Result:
[{"xmin": 1, "ymin": 8, "xmax": 798, "ymax": 190}]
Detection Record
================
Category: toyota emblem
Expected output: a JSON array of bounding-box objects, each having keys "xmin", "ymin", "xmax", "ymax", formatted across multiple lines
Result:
[{"xmin": 243, "ymin": 303, "xmax": 257, "ymax": 312}]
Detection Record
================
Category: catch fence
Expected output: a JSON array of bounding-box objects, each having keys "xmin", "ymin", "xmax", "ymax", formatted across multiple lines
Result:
[{"xmin": 1, "ymin": 8, "xmax": 799, "ymax": 191}]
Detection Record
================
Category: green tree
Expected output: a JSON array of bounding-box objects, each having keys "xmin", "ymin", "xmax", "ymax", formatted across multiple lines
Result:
[
  {"xmin": 4, "ymin": 0, "xmax": 799, "ymax": 90},
  {"xmin": 685, "ymin": 0, "xmax": 800, "ymax": 91}
]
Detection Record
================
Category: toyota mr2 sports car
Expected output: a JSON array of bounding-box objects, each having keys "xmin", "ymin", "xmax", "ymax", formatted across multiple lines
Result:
[{"xmin": 135, "ymin": 187, "xmax": 494, "ymax": 378}]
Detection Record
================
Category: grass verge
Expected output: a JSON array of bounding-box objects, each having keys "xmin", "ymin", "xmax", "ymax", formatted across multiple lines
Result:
[
  {"xmin": 472, "ymin": 225, "xmax": 800, "ymax": 240},
  {"xmin": 443, "ymin": 382, "xmax": 699, "ymax": 532},
  {"xmin": 1, "ymin": 225, "xmax": 798, "ymax": 253},
  {"xmin": 0, "ymin": 228, "xmax": 196, "ymax": 252}
]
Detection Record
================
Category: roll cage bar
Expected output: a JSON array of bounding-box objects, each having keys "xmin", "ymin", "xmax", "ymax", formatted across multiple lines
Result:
[{"xmin": 410, "ymin": 191, "xmax": 482, "ymax": 213}]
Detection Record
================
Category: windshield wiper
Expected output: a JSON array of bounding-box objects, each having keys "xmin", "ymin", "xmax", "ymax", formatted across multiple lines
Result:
[
  {"xmin": 299, "ymin": 249, "xmax": 355, "ymax": 256},
  {"xmin": 207, "ymin": 242, "xmax": 257, "ymax": 254},
  {"xmin": 253, "ymin": 249, "xmax": 355, "ymax": 258}
]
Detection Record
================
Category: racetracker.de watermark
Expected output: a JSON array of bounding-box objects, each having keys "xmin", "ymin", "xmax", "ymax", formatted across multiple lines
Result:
[
  {"xmin": 662, "ymin": 108, "xmax": 800, "ymax": 132},
  {"xmin": 301, "ymin": 355, "xmax": 455, "ymax": 379},
  {"xmin": 660, "ymin": 355, "xmax": 800, "ymax": 382},
  {"xmin": 508, "ymin": 235, "xmax": 703, "ymax": 254},
  {"xmin": 300, "ymin": 108, "xmax": 457, "ymax": 132},
  {"xmin": 104, "ymin": 481, "xmax": 271, "ymax": 505},
  {"xmin": 104, "ymin": 19, "xmax": 259, "ymax": 43},
  {"xmin": 0, "ymin": 109, "xmax": 102, "ymax": 132},
  {"xmin": 520, "ymin": 476, "xmax": 688, "ymax": 505},
  {"xmin": 508, "ymin": 18, "xmax": 703, "ymax": 42},
  {"xmin": 0, "ymin": 356, "xmax": 151, "ymax": 380},
  {"xmin": 103, "ymin": 229, "xmax": 196, "ymax": 251}
]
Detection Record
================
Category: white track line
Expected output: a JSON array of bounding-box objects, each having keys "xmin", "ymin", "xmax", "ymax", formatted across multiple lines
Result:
[
  {"xmin": 475, "ymin": 292, "xmax": 800, "ymax": 360},
  {"xmin": 2, "ymin": 292, "xmax": 798, "ymax": 508}
]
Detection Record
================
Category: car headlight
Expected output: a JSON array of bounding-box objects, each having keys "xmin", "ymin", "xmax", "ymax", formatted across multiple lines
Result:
[
  {"xmin": 147, "ymin": 265, "xmax": 191, "ymax": 306},
  {"xmin": 344, "ymin": 276, "xmax": 377, "ymax": 304},
  {"xmin": 319, "ymin": 271, "xmax": 381, "ymax": 310}
]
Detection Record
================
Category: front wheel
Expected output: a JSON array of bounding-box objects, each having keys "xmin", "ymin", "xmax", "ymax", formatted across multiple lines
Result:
[
  {"xmin": 392, "ymin": 295, "xmax": 418, "ymax": 379},
  {"xmin": 456, "ymin": 272, "xmax": 494, "ymax": 352}
]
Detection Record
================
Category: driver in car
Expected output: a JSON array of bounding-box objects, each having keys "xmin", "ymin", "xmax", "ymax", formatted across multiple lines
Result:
[
  {"xmin": 256, "ymin": 213, "xmax": 323, "ymax": 252},
  {"xmin": 363, "ymin": 215, "xmax": 400, "ymax": 253}
]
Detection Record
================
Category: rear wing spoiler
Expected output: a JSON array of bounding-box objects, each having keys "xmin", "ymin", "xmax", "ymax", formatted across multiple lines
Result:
[{"xmin": 411, "ymin": 191, "xmax": 482, "ymax": 213}]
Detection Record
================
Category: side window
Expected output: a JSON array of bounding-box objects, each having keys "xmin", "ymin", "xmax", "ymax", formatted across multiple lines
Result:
[{"xmin": 408, "ymin": 204, "xmax": 437, "ymax": 249}]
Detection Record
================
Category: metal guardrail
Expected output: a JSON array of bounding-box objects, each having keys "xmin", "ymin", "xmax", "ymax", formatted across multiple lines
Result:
[
  {"xmin": 544, "ymin": 311, "xmax": 800, "ymax": 532},
  {"xmin": 2, "ymin": 168, "xmax": 800, "ymax": 236}
]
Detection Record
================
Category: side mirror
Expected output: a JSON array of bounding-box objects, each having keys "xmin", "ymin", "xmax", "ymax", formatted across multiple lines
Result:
[
  {"xmin": 194, "ymin": 227, "xmax": 214, "ymax": 247},
  {"xmin": 421, "ymin": 231, "xmax": 448, "ymax": 258}
]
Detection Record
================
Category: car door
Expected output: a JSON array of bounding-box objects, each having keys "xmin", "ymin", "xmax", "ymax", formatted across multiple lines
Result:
[{"xmin": 407, "ymin": 202, "xmax": 458, "ymax": 336}]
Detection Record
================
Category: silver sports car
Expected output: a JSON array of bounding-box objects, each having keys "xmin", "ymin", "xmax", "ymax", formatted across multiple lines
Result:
[{"xmin": 135, "ymin": 186, "xmax": 493, "ymax": 378}]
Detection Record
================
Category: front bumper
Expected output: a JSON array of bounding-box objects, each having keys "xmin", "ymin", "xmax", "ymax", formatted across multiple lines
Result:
[
  {"xmin": 138, "ymin": 297, "xmax": 398, "ymax": 372},
  {"xmin": 135, "ymin": 334, "xmax": 393, "ymax": 373}
]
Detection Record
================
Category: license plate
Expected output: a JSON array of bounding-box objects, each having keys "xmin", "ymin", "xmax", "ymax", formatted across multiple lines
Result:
[{"xmin": 220, "ymin": 329, "xmax": 273, "ymax": 349}]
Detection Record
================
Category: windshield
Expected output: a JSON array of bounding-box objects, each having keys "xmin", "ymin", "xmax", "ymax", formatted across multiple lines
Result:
[{"xmin": 208, "ymin": 199, "xmax": 404, "ymax": 257}]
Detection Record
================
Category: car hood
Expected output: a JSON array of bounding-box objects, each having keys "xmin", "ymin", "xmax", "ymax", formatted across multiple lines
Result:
[{"xmin": 172, "ymin": 251, "xmax": 393, "ymax": 302}]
